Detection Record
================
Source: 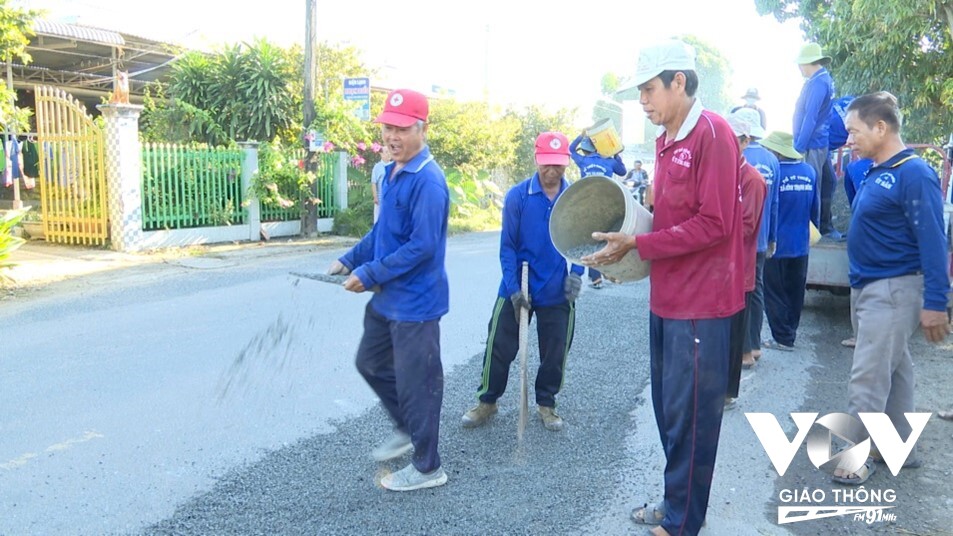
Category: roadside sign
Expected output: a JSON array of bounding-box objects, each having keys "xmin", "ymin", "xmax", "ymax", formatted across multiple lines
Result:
[{"xmin": 343, "ymin": 77, "xmax": 370, "ymax": 121}]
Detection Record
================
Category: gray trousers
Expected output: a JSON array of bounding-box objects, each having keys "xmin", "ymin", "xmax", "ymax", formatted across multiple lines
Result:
[{"xmin": 848, "ymin": 275, "xmax": 922, "ymax": 440}]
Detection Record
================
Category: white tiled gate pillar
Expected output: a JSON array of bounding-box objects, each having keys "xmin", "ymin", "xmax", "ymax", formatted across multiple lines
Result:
[{"xmin": 98, "ymin": 103, "xmax": 145, "ymax": 252}]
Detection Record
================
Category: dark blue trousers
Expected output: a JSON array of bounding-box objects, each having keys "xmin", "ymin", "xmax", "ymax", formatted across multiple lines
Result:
[
  {"xmin": 477, "ymin": 297, "xmax": 574, "ymax": 408},
  {"xmin": 746, "ymin": 252, "xmax": 766, "ymax": 352},
  {"xmin": 650, "ymin": 314, "xmax": 730, "ymax": 536},
  {"xmin": 355, "ymin": 303, "xmax": 443, "ymax": 473},
  {"xmin": 763, "ymin": 255, "xmax": 809, "ymax": 347}
]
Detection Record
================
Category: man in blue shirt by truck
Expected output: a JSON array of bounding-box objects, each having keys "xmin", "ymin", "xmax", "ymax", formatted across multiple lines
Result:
[
  {"xmin": 833, "ymin": 92, "xmax": 950, "ymax": 485},
  {"xmin": 794, "ymin": 42, "xmax": 837, "ymax": 237},
  {"xmin": 328, "ymin": 88, "xmax": 451, "ymax": 492},
  {"xmin": 461, "ymin": 131, "xmax": 584, "ymax": 432}
]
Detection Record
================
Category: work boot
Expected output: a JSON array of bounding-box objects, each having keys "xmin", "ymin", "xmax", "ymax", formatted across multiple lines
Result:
[
  {"xmin": 538, "ymin": 405, "xmax": 564, "ymax": 431},
  {"xmin": 461, "ymin": 402, "xmax": 497, "ymax": 428}
]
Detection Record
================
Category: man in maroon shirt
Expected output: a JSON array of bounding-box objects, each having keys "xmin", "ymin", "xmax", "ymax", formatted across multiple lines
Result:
[{"xmin": 586, "ymin": 39, "xmax": 744, "ymax": 536}]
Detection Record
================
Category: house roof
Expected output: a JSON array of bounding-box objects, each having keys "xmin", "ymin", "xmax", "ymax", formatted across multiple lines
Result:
[{"xmin": 13, "ymin": 19, "xmax": 183, "ymax": 103}]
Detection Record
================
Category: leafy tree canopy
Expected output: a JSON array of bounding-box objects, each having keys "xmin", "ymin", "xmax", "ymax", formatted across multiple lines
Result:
[
  {"xmin": 1, "ymin": 0, "xmax": 38, "ymax": 133},
  {"xmin": 755, "ymin": 0, "xmax": 953, "ymax": 143}
]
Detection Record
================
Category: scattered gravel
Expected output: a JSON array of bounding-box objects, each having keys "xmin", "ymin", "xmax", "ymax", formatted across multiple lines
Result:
[
  {"xmin": 140, "ymin": 288, "xmax": 651, "ymax": 535},
  {"xmin": 566, "ymin": 243, "xmax": 606, "ymax": 259}
]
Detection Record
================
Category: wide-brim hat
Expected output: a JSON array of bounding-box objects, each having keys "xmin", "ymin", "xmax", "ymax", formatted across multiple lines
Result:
[
  {"xmin": 729, "ymin": 107, "xmax": 766, "ymax": 139},
  {"xmin": 760, "ymin": 131, "xmax": 803, "ymax": 160},
  {"xmin": 796, "ymin": 42, "xmax": 831, "ymax": 65}
]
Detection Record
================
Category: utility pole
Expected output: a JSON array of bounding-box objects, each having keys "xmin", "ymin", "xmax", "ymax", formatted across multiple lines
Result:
[{"xmin": 302, "ymin": 0, "xmax": 319, "ymax": 235}]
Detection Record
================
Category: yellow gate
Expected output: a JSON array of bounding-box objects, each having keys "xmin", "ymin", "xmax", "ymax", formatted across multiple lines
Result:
[{"xmin": 34, "ymin": 86, "xmax": 108, "ymax": 246}]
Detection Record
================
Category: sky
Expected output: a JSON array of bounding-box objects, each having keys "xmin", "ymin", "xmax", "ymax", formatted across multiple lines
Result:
[{"xmin": 23, "ymin": 0, "xmax": 811, "ymax": 137}]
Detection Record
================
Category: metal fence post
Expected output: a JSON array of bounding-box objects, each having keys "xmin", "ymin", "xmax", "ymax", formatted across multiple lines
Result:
[
  {"xmin": 336, "ymin": 150, "xmax": 349, "ymax": 212},
  {"xmin": 239, "ymin": 141, "xmax": 260, "ymax": 241}
]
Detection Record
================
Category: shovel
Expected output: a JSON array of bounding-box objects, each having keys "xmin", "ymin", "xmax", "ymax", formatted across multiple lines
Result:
[
  {"xmin": 518, "ymin": 261, "xmax": 530, "ymax": 441},
  {"xmin": 290, "ymin": 271, "xmax": 381, "ymax": 293}
]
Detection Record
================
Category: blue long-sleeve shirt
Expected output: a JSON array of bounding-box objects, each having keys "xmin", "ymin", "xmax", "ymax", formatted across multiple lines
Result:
[
  {"xmin": 569, "ymin": 135, "xmax": 626, "ymax": 177},
  {"xmin": 775, "ymin": 160, "xmax": 819, "ymax": 258},
  {"xmin": 744, "ymin": 142, "xmax": 781, "ymax": 252},
  {"xmin": 793, "ymin": 68, "xmax": 834, "ymax": 153},
  {"xmin": 847, "ymin": 149, "xmax": 950, "ymax": 311},
  {"xmin": 844, "ymin": 157, "xmax": 874, "ymax": 205},
  {"xmin": 828, "ymin": 96, "xmax": 854, "ymax": 151},
  {"xmin": 340, "ymin": 146, "xmax": 450, "ymax": 322},
  {"xmin": 498, "ymin": 173, "xmax": 584, "ymax": 307}
]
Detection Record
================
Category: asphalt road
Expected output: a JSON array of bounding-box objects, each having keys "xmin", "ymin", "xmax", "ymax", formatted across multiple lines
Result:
[{"xmin": 2, "ymin": 231, "xmax": 947, "ymax": 535}]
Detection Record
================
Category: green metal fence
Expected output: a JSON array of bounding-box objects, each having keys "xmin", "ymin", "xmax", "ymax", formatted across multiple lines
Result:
[
  {"xmin": 141, "ymin": 144, "xmax": 246, "ymax": 230},
  {"xmin": 259, "ymin": 150, "xmax": 340, "ymax": 222}
]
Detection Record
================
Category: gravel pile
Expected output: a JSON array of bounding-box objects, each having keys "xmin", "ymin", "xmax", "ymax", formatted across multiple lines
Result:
[{"xmin": 142, "ymin": 285, "xmax": 652, "ymax": 535}]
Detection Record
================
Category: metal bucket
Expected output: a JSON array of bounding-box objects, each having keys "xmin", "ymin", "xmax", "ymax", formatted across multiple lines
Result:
[
  {"xmin": 587, "ymin": 118, "xmax": 624, "ymax": 157},
  {"xmin": 550, "ymin": 175, "xmax": 652, "ymax": 282}
]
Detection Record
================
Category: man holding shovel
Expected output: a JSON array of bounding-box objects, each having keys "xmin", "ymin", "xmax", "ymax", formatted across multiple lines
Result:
[
  {"xmin": 327, "ymin": 88, "xmax": 450, "ymax": 492},
  {"xmin": 461, "ymin": 131, "xmax": 584, "ymax": 432},
  {"xmin": 586, "ymin": 40, "xmax": 744, "ymax": 536}
]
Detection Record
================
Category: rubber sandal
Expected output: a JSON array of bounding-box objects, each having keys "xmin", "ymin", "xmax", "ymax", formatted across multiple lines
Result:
[
  {"xmin": 631, "ymin": 502, "xmax": 665, "ymax": 525},
  {"xmin": 762, "ymin": 339, "xmax": 794, "ymax": 352},
  {"xmin": 832, "ymin": 457, "xmax": 876, "ymax": 485}
]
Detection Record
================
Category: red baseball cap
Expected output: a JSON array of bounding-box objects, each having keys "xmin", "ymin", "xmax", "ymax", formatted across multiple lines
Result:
[
  {"xmin": 535, "ymin": 132, "xmax": 571, "ymax": 166},
  {"xmin": 375, "ymin": 89, "xmax": 429, "ymax": 127}
]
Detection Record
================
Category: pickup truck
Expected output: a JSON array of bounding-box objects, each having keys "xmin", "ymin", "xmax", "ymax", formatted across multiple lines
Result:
[{"xmin": 805, "ymin": 142, "xmax": 953, "ymax": 300}]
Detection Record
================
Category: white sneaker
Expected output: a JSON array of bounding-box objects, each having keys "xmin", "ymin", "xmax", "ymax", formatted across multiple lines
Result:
[
  {"xmin": 380, "ymin": 463, "xmax": 448, "ymax": 491},
  {"xmin": 370, "ymin": 431, "xmax": 412, "ymax": 462}
]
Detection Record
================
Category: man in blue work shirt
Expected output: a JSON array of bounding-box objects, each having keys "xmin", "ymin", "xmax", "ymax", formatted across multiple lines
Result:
[
  {"xmin": 461, "ymin": 131, "xmax": 584, "ymax": 432},
  {"xmin": 794, "ymin": 42, "xmax": 836, "ymax": 237},
  {"xmin": 833, "ymin": 92, "xmax": 950, "ymax": 485},
  {"xmin": 759, "ymin": 131, "xmax": 818, "ymax": 351},
  {"xmin": 569, "ymin": 130, "xmax": 626, "ymax": 288},
  {"xmin": 735, "ymin": 107, "xmax": 779, "ymax": 362},
  {"xmin": 328, "ymin": 89, "xmax": 451, "ymax": 492}
]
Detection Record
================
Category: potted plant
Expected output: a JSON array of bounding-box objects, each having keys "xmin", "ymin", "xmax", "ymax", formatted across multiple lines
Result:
[{"xmin": 20, "ymin": 208, "xmax": 45, "ymax": 240}]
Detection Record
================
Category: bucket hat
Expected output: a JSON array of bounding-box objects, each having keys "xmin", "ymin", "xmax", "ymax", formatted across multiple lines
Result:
[
  {"xmin": 375, "ymin": 89, "xmax": 429, "ymax": 127},
  {"xmin": 760, "ymin": 131, "xmax": 803, "ymax": 160},
  {"xmin": 729, "ymin": 108, "xmax": 766, "ymax": 139},
  {"xmin": 796, "ymin": 43, "xmax": 831, "ymax": 65},
  {"xmin": 742, "ymin": 87, "xmax": 760, "ymax": 100}
]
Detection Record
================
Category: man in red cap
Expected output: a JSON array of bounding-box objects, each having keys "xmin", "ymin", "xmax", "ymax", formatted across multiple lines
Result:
[
  {"xmin": 327, "ymin": 89, "xmax": 451, "ymax": 491},
  {"xmin": 461, "ymin": 131, "xmax": 584, "ymax": 432}
]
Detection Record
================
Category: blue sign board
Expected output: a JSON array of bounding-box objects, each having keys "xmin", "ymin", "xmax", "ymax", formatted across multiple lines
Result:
[{"xmin": 343, "ymin": 77, "xmax": 371, "ymax": 121}]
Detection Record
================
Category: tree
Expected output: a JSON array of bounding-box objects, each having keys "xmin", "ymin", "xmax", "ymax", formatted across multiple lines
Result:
[
  {"xmin": 681, "ymin": 35, "xmax": 734, "ymax": 116},
  {"xmin": 591, "ymin": 73, "xmax": 623, "ymax": 139},
  {"xmin": 1, "ymin": 1, "xmax": 37, "ymax": 133},
  {"xmin": 503, "ymin": 105, "xmax": 580, "ymax": 183},
  {"xmin": 427, "ymin": 99, "xmax": 519, "ymax": 176},
  {"xmin": 755, "ymin": 0, "xmax": 953, "ymax": 143}
]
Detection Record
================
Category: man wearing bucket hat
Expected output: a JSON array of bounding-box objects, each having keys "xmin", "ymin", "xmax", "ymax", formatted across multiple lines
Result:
[
  {"xmin": 759, "ymin": 131, "xmax": 818, "ymax": 352},
  {"xmin": 794, "ymin": 42, "xmax": 838, "ymax": 238},
  {"xmin": 730, "ymin": 87, "xmax": 767, "ymax": 129},
  {"xmin": 328, "ymin": 88, "xmax": 451, "ymax": 492},
  {"xmin": 725, "ymin": 109, "xmax": 766, "ymax": 393},
  {"xmin": 462, "ymin": 131, "xmax": 583, "ymax": 432},
  {"xmin": 833, "ymin": 92, "xmax": 949, "ymax": 485},
  {"xmin": 735, "ymin": 107, "xmax": 780, "ymax": 363},
  {"xmin": 584, "ymin": 39, "xmax": 744, "ymax": 536},
  {"xmin": 569, "ymin": 128, "xmax": 628, "ymax": 289}
]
